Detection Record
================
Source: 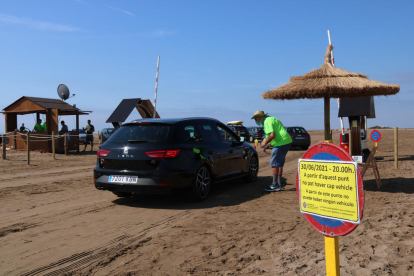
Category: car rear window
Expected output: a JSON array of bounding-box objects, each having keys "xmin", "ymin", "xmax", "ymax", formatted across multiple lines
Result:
[
  {"xmin": 107, "ymin": 124, "xmax": 172, "ymax": 143},
  {"xmin": 287, "ymin": 127, "xmax": 307, "ymax": 134}
]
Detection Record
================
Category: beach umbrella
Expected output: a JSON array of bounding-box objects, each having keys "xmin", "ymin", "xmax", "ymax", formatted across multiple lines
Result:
[{"xmin": 262, "ymin": 45, "xmax": 400, "ymax": 140}]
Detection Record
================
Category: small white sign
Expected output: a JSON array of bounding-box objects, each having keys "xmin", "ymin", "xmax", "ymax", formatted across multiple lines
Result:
[{"xmin": 352, "ymin": 155, "xmax": 363, "ymax": 163}]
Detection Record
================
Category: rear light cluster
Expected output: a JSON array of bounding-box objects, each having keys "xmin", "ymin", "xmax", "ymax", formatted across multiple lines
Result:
[
  {"xmin": 290, "ymin": 134, "xmax": 293, "ymax": 138},
  {"xmin": 97, "ymin": 148, "xmax": 110, "ymax": 157},
  {"xmin": 145, "ymin": 150, "xmax": 180, "ymax": 159},
  {"xmin": 306, "ymin": 134, "xmax": 311, "ymax": 138},
  {"xmin": 255, "ymin": 132, "xmax": 261, "ymax": 134}
]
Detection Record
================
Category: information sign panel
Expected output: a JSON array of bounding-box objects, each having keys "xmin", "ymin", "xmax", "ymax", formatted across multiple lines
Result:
[
  {"xmin": 299, "ymin": 160, "xmax": 360, "ymax": 223},
  {"xmin": 370, "ymin": 130, "xmax": 381, "ymax": 142},
  {"xmin": 296, "ymin": 142, "xmax": 364, "ymax": 237}
]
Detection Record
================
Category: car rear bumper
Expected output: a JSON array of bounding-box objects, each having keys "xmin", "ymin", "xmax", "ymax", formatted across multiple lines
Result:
[{"xmin": 94, "ymin": 166, "xmax": 192, "ymax": 195}]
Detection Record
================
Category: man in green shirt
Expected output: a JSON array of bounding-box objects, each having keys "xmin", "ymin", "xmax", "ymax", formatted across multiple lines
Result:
[
  {"xmin": 252, "ymin": 111, "xmax": 292, "ymax": 192},
  {"xmin": 33, "ymin": 119, "xmax": 44, "ymax": 132}
]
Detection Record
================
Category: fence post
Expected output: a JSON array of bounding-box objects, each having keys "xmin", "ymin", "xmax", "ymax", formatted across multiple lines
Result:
[
  {"xmin": 64, "ymin": 133, "xmax": 68, "ymax": 156},
  {"xmin": 52, "ymin": 131, "xmax": 55, "ymax": 159},
  {"xmin": 14, "ymin": 130, "xmax": 17, "ymax": 150},
  {"xmin": 100, "ymin": 132, "xmax": 103, "ymax": 145},
  {"xmin": 394, "ymin": 127, "xmax": 398, "ymax": 168},
  {"xmin": 27, "ymin": 132, "xmax": 30, "ymax": 165},
  {"xmin": 2, "ymin": 134, "xmax": 6, "ymax": 160}
]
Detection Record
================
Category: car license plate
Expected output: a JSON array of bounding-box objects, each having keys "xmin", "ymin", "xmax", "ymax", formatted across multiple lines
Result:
[
  {"xmin": 240, "ymin": 132, "xmax": 246, "ymax": 134},
  {"xmin": 296, "ymin": 137, "xmax": 305, "ymax": 139},
  {"xmin": 109, "ymin": 175, "xmax": 138, "ymax": 183}
]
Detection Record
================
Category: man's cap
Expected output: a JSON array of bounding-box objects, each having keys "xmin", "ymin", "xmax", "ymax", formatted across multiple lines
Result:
[{"xmin": 251, "ymin": 110, "xmax": 268, "ymax": 119}]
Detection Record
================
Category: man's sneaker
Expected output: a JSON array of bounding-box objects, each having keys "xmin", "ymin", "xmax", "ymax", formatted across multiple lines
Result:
[{"xmin": 265, "ymin": 184, "xmax": 282, "ymax": 192}]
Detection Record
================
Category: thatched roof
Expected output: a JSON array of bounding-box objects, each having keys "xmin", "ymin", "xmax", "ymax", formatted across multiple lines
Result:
[{"xmin": 262, "ymin": 45, "xmax": 400, "ymax": 100}]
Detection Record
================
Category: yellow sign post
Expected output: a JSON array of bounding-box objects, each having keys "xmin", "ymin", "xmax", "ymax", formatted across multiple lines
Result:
[{"xmin": 298, "ymin": 157, "xmax": 362, "ymax": 276}]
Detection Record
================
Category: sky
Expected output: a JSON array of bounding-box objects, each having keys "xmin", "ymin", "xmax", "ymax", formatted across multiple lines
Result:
[{"xmin": 1, "ymin": 0, "xmax": 413, "ymax": 133}]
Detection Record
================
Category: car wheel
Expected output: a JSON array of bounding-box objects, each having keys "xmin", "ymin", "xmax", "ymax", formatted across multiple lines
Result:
[
  {"xmin": 112, "ymin": 191, "xmax": 132, "ymax": 197},
  {"xmin": 249, "ymin": 136, "xmax": 254, "ymax": 142},
  {"xmin": 187, "ymin": 165, "xmax": 211, "ymax": 201},
  {"xmin": 244, "ymin": 155, "xmax": 258, "ymax": 182}
]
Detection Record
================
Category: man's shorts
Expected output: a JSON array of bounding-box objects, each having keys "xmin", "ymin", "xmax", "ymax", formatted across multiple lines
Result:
[
  {"xmin": 270, "ymin": 143, "xmax": 292, "ymax": 167},
  {"xmin": 86, "ymin": 134, "xmax": 94, "ymax": 142}
]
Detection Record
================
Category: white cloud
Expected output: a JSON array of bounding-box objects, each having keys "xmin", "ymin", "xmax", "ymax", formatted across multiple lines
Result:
[
  {"xmin": 106, "ymin": 5, "xmax": 134, "ymax": 16},
  {"xmin": 184, "ymin": 90, "xmax": 218, "ymax": 93},
  {"xmin": 0, "ymin": 14, "xmax": 82, "ymax": 32},
  {"xmin": 151, "ymin": 29, "xmax": 174, "ymax": 37}
]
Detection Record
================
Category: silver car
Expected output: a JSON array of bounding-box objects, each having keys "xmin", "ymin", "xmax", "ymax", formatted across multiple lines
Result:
[{"xmin": 72, "ymin": 129, "xmax": 86, "ymax": 144}]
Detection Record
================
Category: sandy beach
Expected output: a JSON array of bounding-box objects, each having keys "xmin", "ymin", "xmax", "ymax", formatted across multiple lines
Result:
[{"xmin": 1, "ymin": 129, "xmax": 413, "ymax": 275}]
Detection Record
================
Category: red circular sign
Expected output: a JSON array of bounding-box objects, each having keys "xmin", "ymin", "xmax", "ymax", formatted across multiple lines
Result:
[
  {"xmin": 296, "ymin": 142, "xmax": 364, "ymax": 237},
  {"xmin": 370, "ymin": 130, "xmax": 381, "ymax": 142}
]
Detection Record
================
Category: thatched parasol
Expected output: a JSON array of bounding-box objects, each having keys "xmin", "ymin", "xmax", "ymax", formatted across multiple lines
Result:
[{"xmin": 263, "ymin": 45, "xmax": 400, "ymax": 140}]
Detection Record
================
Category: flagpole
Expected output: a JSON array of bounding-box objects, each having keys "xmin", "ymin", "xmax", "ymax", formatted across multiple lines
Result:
[
  {"xmin": 328, "ymin": 30, "xmax": 344, "ymax": 134},
  {"xmin": 153, "ymin": 56, "xmax": 160, "ymax": 118}
]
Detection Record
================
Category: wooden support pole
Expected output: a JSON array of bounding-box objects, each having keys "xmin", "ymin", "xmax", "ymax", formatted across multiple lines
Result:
[
  {"xmin": 27, "ymin": 132, "xmax": 30, "ymax": 165},
  {"xmin": 349, "ymin": 131, "xmax": 352, "ymax": 156},
  {"xmin": 52, "ymin": 131, "xmax": 55, "ymax": 159},
  {"xmin": 64, "ymin": 133, "xmax": 68, "ymax": 156},
  {"xmin": 238, "ymin": 131, "xmax": 240, "ymax": 137},
  {"xmin": 2, "ymin": 134, "xmax": 6, "ymax": 160},
  {"xmin": 394, "ymin": 127, "xmax": 398, "ymax": 168},
  {"xmin": 100, "ymin": 132, "xmax": 103, "ymax": 145},
  {"xmin": 324, "ymin": 96, "xmax": 331, "ymax": 141},
  {"xmin": 325, "ymin": 236, "xmax": 340, "ymax": 276}
]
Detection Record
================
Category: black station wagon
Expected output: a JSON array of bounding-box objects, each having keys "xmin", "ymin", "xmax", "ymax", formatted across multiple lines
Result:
[{"xmin": 94, "ymin": 118, "xmax": 259, "ymax": 201}]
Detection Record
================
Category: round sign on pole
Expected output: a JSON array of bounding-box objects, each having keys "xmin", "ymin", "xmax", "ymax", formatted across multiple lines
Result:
[
  {"xmin": 296, "ymin": 142, "xmax": 364, "ymax": 237},
  {"xmin": 370, "ymin": 130, "xmax": 381, "ymax": 143}
]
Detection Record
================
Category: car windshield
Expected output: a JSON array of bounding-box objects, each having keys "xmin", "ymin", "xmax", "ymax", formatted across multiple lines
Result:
[
  {"xmin": 107, "ymin": 124, "xmax": 172, "ymax": 143},
  {"xmin": 107, "ymin": 129, "xmax": 114, "ymax": 134}
]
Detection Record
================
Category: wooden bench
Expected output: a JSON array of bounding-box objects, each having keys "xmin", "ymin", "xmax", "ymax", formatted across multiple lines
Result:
[{"xmin": 358, "ymin": 146, "xmax": 382, "ymax": 189}]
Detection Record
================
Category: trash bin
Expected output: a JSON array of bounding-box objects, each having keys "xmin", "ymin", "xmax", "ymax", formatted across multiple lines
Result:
[{"xmin": 340, "ymin": 133, "xmax": 349, "ymax": 153}]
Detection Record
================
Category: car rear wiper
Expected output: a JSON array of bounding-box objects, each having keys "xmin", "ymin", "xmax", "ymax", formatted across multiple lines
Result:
[{"xmin": 128, "ymin": 140, "xmax": 157, "ymax": 143}]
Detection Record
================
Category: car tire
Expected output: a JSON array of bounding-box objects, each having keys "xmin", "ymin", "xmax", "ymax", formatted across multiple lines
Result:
[
  {"xmin": 187, "ymin": 165, "xmax": 211, "ymax": 201},
  {"xmin": 112, "ymin": 191, "xmax": 132, "ymax": 197},
  {"xmin": 244, "ymin": 155, "xmax": 258, "ymax": 182},
  {"xmin": 249, "ymin": 136, "xmax": 254, "ymax": 142}
]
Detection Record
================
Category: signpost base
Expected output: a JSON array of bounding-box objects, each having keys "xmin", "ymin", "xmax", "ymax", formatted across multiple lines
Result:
[{"xmin": 325, "ymin": 236, "xmax": 340, "ymax": 276}]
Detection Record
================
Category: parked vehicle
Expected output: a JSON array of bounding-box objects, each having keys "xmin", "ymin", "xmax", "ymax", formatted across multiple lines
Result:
[
  {"xmin": 94, "ymin": 117, "xmax": 259, "ymax": 201},
  {"xmin": 285, "ymin": 126, "xmax": 311, "ymax": 150},
  {"xmin": 226, "ymin": 122, "xmax": 249, "ymax": 141},
  {"xmin": 100, "ymin": 128, "xmax": 115, "ymax": 143},
  {"xmin": 247, "ymin": 126, "xmax": 264, "ymax": 143},
  {"xmin": 72, "ymin": 129, "xmax": 86, "ymax": 144}
]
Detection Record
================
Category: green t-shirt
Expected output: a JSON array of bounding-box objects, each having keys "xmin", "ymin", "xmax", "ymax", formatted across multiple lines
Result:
[
  {"xmin": 34, "ymin": 123, "xmax": 44, "ymax": 132},
  {"xmin": 263, "ymin": 116, "xmax": 292, "ymax": 147},
  {"xmin": 42, "ymin": 122, "xmax": 46, "ymax": 132}
]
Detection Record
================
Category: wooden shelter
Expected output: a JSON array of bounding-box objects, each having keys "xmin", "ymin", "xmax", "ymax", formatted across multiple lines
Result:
[
  {"xmin": 1, "ymin": 96, "xmax": 91, "ymax": 152},
  {"xmin": 263, "ymin": 45, "xmax": 400, "ymax": 142}
]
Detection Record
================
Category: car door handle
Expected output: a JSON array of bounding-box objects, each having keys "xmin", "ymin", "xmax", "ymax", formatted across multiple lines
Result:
[{"xmin": 228, "ymin": 150, "xmax": 233, "ymax": 153}]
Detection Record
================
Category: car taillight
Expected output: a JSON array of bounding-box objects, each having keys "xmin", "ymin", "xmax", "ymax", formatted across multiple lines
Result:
[
  {"xmin": 290, "ymin": 134, "xmax": 293, "ymax": 138},
  {"xmin": 97, "ymin": 148, "xmax": 110, "ymax": 157},
  {"xmin": 306, "ymin": 134, "xmax": 310, "ymax": 138},
  {"xmin": 255, "ymin": 132, "xmax": 261, "ymax": 134},
  {"xmin": 145, "ymin": 150, "xmax": 180, "ymax": 159}
]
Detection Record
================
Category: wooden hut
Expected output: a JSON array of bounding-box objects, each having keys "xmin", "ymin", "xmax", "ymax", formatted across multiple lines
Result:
[{"xmin": 1, "ymin": 96, "xmax": 91, "ymax": 152}]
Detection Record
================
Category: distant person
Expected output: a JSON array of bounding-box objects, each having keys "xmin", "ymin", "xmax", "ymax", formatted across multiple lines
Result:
[
  {"xmin": 60, "ymin": 121, "xmax": 68, "ymax": 133},
  {"xmin": 19, "ymin": 123, "xmax": 26, "ymax": 132},
  {"xmin": 33, "ymin": 119, "xmax": 44, "ymax": 132},
  {"xmin": 83, "ymin": 120, "xmax": 95, "ymax": 151},
  {"xmin": 252, "ymin": 110, "xmax": 292, "ymax": 192}
]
